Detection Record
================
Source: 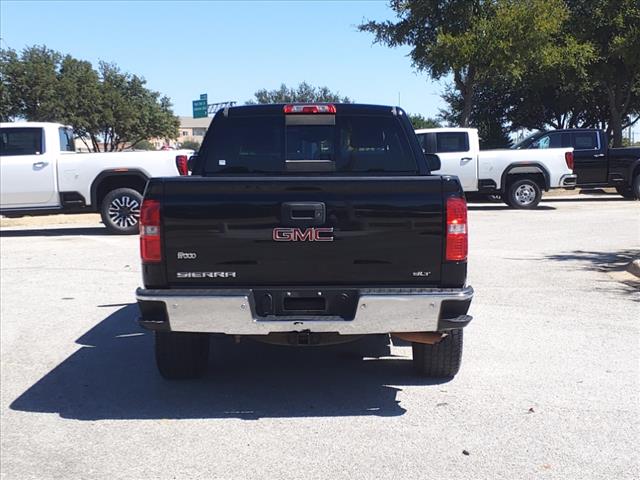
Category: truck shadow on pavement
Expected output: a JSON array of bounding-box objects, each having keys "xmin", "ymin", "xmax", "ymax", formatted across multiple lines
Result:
[
  {"xmin": 544, "ymin": 249, "xmax": 639, "ymax": 272},
  {"xmin": 544, "ymin": 249, "xmax": 640, "ymax": 301},
  {"xmin": 10, "ymin": 304, "xmax": 449, "ymax": 421},
  {"xmin": 0, "ymin": 226, "xmax": 107, "ymax": 237}
]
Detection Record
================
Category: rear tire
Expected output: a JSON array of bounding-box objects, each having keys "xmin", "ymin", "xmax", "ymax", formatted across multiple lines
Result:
[
  {"xmin": 100, "ymin": 188, "xmax": 142, "ymax": 235},
  {"xmin": 155, "ymin": 331, "xmax": 210, "ymax": 380},
  {"xmin": 412, "ymin": 329, "xmax": 463, "ymax": 378},
  {"xmin": 506, "ymin": 178, "xmax": 542, "ymax": 209},
  {"xmin": 617, "ymin": 178, "xmax": 639, "ymax": 199}
]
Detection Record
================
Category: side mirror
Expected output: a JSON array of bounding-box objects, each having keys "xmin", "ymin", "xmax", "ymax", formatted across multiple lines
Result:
[
  {"xmin": 424, "ymin": 153, "xmax": 441, "ymax": 172},
  {"xmin": 187, "ymin": 154, "xmax": 196, "ymax": 172}
]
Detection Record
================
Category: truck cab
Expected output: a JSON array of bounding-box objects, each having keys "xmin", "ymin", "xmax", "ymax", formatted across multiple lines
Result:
[
  {"xmin": 514, "ymin": 129, "xmax": 608, "ymax": 184},
  {"xmin": 513, "ymin": 128, "xmax": 640, "ymax": 198},
  {"xmin": 415, "ymin": 127, "xmax": 575, "ymax": 208},
  {"xmin": 0, "ymin": 123, "xmax": 75, "ymax": 209},
  {"xmin": 0, "ymin": 122, "xmax": 193, "ymax": 233},
  {"xmin": 415, "ymin": 128, "xmax": 478, "ymax": 192}
]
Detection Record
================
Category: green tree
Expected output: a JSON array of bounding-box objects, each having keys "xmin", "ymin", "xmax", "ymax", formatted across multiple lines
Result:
[
  {"xmin": 565, "ymin": 0, "xmax": 640, "ymax": 146},
  {"xmin": 94, "ymin": 62, "xmax": 179, "ymax": 151},
  {"xmin": 408, "ymin": 113, "xmax": 440, "ymax": 129},
  {"xmin": 0, "ymin": 46, "xmax": 62, "ymax": 121},
  {"xmin": 180, "ymin": 140, "xmax": 201, "ymax": 150},
  {"xmin": 132, "ymin": 139, "xmax": 157, "ymax": 150},
  {"xmin": 0, "ymin": 45, "xmax": 179, "ymax": 151},
  {"xmin": 247, "ymin": 82, "xmax": 352, "ymax": 104},
  {"xmin": 0, "ymin": 48, "xmax": 21, "ymax": 121},
  {"xmin": 439, "ymin": 81, "xmax": 513, "ymax": 148},
  {"xmin": 56, "ymin": 55, "xmax": 102, "ymax": 151},
  {"xmin": 436, "ymin": 1, "xmax": 639, "ymax": 146},
  {"xmin": 0, "ymin": 80, "xmax": 9, "ymax": 121},
  {"xmin": 488, "ymin": 1, "xmax": 638, "ymax": 145},
  {"xmin": 504, "ymin": 71, "xmax": 598, "ymax": 131},
  {"xmin": 360, "ymin": 0, "xmax": 591, "ymax": 127}
]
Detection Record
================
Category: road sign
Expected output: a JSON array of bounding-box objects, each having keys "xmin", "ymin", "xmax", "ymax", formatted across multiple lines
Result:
[
  {"xmin": 192, "ymin": 99, "xmax": 208, "ymax": 118},
  {"xmin": 200, "ymin": 93, "xmax": 207, "ymax": 101}
]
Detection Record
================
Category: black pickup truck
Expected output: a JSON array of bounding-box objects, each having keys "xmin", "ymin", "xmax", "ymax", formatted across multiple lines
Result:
[
  {"xmin": 513, "ymin": 128, "xmax": 640, "ymax": 199},
  {"xmin": 136, "ymin": 103, "xmax": 474, "ymax": 379}
]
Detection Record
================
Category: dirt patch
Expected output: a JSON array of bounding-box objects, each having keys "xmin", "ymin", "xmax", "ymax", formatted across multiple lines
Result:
[
  {"xmin": 0, "ymin": 214, "xmax": 101, "ymax": 228},
  {"xmin": 544, "ymin": 187, "xmax": 618, "ymax": 197}
]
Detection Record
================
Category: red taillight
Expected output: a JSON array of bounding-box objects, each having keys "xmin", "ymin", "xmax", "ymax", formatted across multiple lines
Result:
[
  {"xmin": 565, "ymin": 151, "xmax": 574, "ymax": 170},
  {"xmin": 446, "ymin": 197, "xmax": 468, "ymax": 262},
  {"xmin": 176, "ymin": 155, "xmax": 189, "ymax": 176},
  {"xmin": 140, "ymin": 199, "xmax": 161, "ymax": 263},
  {"xmin": 283, "ymin": 104, "xmax": 336, "ymax": 114}
]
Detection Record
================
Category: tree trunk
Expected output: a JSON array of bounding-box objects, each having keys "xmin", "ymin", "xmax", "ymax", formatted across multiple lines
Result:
[
  {"xmin": 79, "ymin": 136, "xmax": 92, "ymax": 152},
  {"xmin": 461, "ymin": 94, "xmax": 472, "ymax": 127},
  {"xmin": 609, "ymin": 115, "xmax": 623, "ymax": 147},
  {"xmin": 551, "ymin": 113, "xmax": 563, "ymax": 129},
  {"xmin": 606, "ymin": 86, "xmax": 623, "ymax": 147},
  {"xmin": 454, "ymin": 67, "xmax": 476, "ymax": 128},
  {"xmin": 607, "ymin": 83, "xmax": 629, "ymax": 147},
  {"xmin": 104, "ymin": 128, "xmax": 111, "ymax": 152},
  {"xmin": 89, "ymin": 134, "xmax": 100, "ymax": 153},
  {"xmin": 623, "ymin": 115, "xmax": 640, "ymax": 129}
]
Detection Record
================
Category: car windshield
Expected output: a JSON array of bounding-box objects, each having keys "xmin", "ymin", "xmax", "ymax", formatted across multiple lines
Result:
[{"xmin": 511, "ymin": 131, "xmax": 542, "ymax": 149}]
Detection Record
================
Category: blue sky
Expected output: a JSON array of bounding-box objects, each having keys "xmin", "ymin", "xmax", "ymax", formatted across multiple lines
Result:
[{"xmin": 0, "ymin": 0, "xmax": 446, "ymax": 118}]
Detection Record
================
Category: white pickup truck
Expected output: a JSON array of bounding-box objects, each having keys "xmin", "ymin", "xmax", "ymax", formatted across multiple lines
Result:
[
  {"xmin": 415, "ymin": 128, "xmax": 576, "ymax": 208},
  {"xmin": 0, "ymin": 122, "xmax": 193, "ymax": 233}
]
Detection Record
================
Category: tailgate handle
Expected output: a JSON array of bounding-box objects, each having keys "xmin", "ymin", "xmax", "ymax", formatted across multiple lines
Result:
[{"xmin": 282, "ymin": 202, "xmax": 326, "ymax": 225}]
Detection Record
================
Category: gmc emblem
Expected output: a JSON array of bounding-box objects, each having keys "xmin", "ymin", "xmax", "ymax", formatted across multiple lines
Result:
[{"xmin": 273, "ymin": 227, "xmax": 334, "ymax": 242}]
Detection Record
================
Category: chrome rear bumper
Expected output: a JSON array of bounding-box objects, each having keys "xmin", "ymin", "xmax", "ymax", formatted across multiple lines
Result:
[
  {"xmin": 136, "ymin": 286, "xmax": 474, "ymax": 335},
  {"xmin": 560, "ymin": 174, "xmax": 578, "ymax": 187}
]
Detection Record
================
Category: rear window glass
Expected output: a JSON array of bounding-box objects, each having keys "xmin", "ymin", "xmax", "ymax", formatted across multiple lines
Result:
[
  {"xmin": 58, "ymin": 127, "xmax": 75, "ymax": 152},
  {"xmin": 573, "ymin": 132, "xmax": 598, "ymax": 150},
  {"xmin": 200, "ymin": 114, "xmax": 417, "ymax": 174},
  {"xmin": 201, "ymin": 116, "xmax": 283, "ymax": 173},
  {"xmin": 435, "ymin": 132, "xmax": 469, "ymax": 153},
  {"xmin": 286, "ymin": 125, "xmax": 334, "ymax": 162},
  {"xmin": 533, "ymin": 133, "xmax": 562, "ymax": 149},
  {"xmin": 0, "ymin": 128, "xmax": 43, "ymax": 156}
]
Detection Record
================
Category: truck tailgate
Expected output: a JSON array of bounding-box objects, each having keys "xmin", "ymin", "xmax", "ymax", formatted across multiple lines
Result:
[{"xmin": 159, "ymin": 176, "xmax": 444, "ymax": 287}]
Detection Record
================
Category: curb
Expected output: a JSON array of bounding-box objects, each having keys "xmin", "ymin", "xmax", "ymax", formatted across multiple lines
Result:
[{"xmin": 627, "ymin": 259, "xmax": 640, "ymax": 278}]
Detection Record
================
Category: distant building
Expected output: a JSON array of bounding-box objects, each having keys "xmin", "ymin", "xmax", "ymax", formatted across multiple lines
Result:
[
  {"xmin": 148, "ymin": 116, "xmax": 213, "ymax": 150},
  {"xmin": 74, "ymin": 137, "xmax": 93, "ymax": 152},
  {"xmin": 74, "ymin": 116, "xmax": 214, "ymax": 151},
  {"xmin": 176, "ymin": 116, "xmax": 213, "ymax": 146}
]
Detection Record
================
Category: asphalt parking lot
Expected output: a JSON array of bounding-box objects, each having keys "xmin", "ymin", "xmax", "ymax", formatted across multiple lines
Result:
[{"xmin": 1, "ymin": 195, "xmax": 638, "ymax": 480}]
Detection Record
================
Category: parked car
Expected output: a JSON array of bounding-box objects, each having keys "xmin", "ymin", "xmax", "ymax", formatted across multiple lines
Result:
[
  {"xmin": 415, "ymin": 128, "xmax": 576, "ymax": 208},
  {"xmin": 513, "ymin": 128, "xmax": 640, "ymax": 199},
  {"xmin": 136, "ymin": 103, "xmax": 474, "ymax": 380},
  {"xmin": 0, "ymin": 122, "xmax": 193, "ymax": 233}
]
